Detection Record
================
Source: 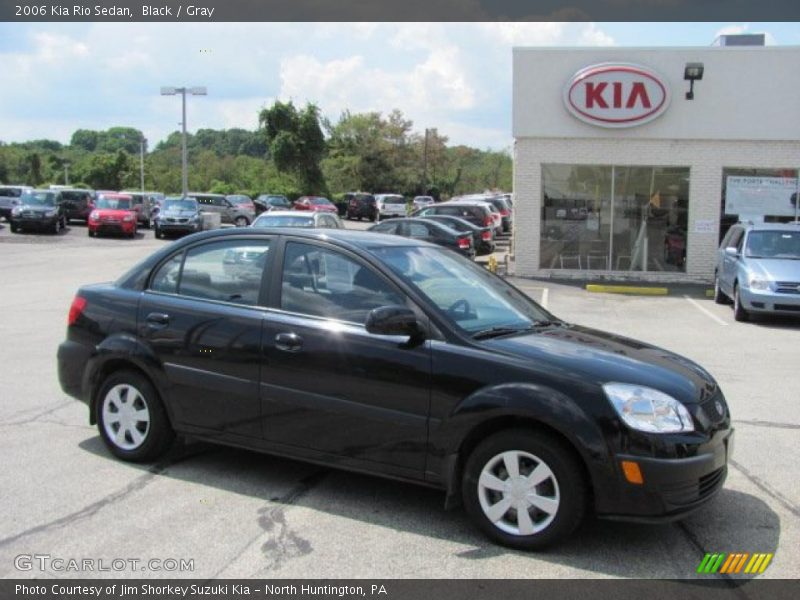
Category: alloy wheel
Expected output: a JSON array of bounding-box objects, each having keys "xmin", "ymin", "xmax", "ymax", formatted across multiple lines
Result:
[
  {"xmin": 477, "ymin": 450, "xmax": 560, "ymax": 536},
  {"xmin": 101, "ymin": 384, "xmax": 151, "ymax": 451}
]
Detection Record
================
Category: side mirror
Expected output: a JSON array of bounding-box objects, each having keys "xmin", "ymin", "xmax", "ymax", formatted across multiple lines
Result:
[
  {"xmin": 365, "ymin": 305, "xmax": 422, "ymax": 338},
  {"xmin": 724, "ymin": 247, "xmax": 739, "ymax": 257}
]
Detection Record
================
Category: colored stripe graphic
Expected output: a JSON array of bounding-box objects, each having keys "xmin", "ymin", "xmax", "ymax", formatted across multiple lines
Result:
[{"xmin": 700, "ymin": 553, "xmax": 774, "ymax": 575}]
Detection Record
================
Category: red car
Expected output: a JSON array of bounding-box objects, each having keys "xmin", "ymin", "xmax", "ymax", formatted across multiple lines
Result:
[
  {"xmin": 87, "ymin": 193, "xmax": 139, "ymax": 238},
  {"xmin": 293, "ymin": 196, "xmax": 337, "ymax": 213}
]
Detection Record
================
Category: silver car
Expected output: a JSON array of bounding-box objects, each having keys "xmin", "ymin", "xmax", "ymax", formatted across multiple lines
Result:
[
  {"xmin": 0, "ymin": 185, "xmax": 33, "ymax": 222},
  {"xmin": 714, "ymin": 222, "xmax": 800, "ymax": 321},
  {"xmin": 191, "ymin": 192, "xmax": 255, "ymax": 227},
  {"xmin": 251, "ymin": 210, "xmax": 344, "ymax": 229}
]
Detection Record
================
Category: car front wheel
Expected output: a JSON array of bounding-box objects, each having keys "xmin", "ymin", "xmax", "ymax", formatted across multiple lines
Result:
[
  {"xmin": 235, "ymin": 216, "xmax": 249, "ymax": 227},
  {"xmin": 462, "ymin": 429, "xmax": 586, "ymax": 550},
  {"xmin": 96, "ymin": 370, "xmax": 174, "ymax": 462},
  {"xmin": 713, "ymin": 273, "xmax": 728, "ymax": 304}
]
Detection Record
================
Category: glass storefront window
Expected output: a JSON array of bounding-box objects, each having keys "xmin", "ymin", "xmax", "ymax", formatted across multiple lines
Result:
[{"xmin": 541, "ymin": 164, "xmax": 689, "ymax": 272}]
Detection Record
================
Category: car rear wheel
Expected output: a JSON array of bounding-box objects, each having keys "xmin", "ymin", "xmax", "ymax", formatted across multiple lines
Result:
[
  {"xmin": 733, "ymin": 283, "xmax": 749, "ymax": 322},
  {"xmin": 10, "ymin": 223, "xmax": 19, "ymax": 233},
  {"xmin": 235, "ymin": 216, "xmax": 249, "ymax": 227},
  {"xmin": 96, "ymin": 370, "xmax": 174, "ymax": 462},
  {"xmin": 462, "ymin": 429, "xmax": 586, "ymax": 550}
]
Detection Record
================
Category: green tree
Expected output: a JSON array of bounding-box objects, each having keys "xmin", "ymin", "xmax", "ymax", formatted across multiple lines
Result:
[{"xmin": 259, "ymin": 101, "xmax": 326, "ymax": 194}]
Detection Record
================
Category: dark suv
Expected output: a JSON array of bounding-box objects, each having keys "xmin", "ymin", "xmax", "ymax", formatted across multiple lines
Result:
[
  {"xmin": 345, "ymin": 192, "xmax": 377, "ymax": 221},
  {"xmin": 58, "ymin": 228, "xmax": 732, "ymax": 550},
  {"xmin": 412, "ymin": 202, "xmax": 495, "ymax": 229},
  {"xmin": 60, "ymin": 188, "xmax": 95, "ymax": 223}
]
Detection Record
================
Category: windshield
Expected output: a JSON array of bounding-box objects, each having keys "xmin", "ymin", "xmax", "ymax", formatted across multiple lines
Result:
[
  {"xmin": 745, "ymin": 230, "xmax": 800, "ymax": 260},
  {"xmin": 163, "ymin": 199, "xmax": 198, "ymax": 211},
  {"xmin": 267, "ymin": 196, "xmax": 289, "ymax": 205},
  {"xmin": 21, "ymin": 192, "xmax": 56, "ymax": 207},
  {"xmin": 310, "ymin": 197, "xmax": 332, "ymax": 205},
  {"xmin": 253, "ymin": 215, "xmax": 314, "ymax": 228},
  {"xmin": 96, "ymin": 197, "xmax": 132, "ymax": 210},
  {"xmin": 227, "ymin": 196, "xmax": 251, "ymax": 205},
  {"xmin": 369, "ymin": 246, "xmax": 553, "ymax": 334}
]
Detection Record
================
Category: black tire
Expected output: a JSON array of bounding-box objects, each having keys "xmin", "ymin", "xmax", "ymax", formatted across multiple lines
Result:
[
  {"xmin": 155, "ymin": 226, "xmax": 163, "ymax": 239},
  {"xmin": 52, "ymin": 219, "xmax": 60, "ymax": 234},
  {"xmin": 235, "ymin": 216, "xmax": 249, "ymax": 227},
  {"xmin": 10, "ymin": 223, "xmax": 19, "ymax": 233},
  {"xmin": 96, "ymin": 369, "xmax": 174, "ymax": 462},
  {"xmin": 733, "ymin": 283, "xmax": 749, "ymax": 322},
  {"xmin": 461, "ymin": 428, "xmax": 586, "ymax": 550},
  {"xmin": 88, "ymin": 229, "xmax": 95, "ymax": 237},
  {"xmin": 713, "ymin": 273, "xmax": 728, "ymax": 304}
]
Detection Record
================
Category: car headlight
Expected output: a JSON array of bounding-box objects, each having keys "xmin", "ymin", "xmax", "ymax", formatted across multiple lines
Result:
[
  {"xmin": 11, "ymin": 207, "xmax": 22, "ymax": 216},
  {"xmin": 123, "ymin": 215, "xmax": 134, "ymax": 222},
  {"xmin": 44, "ymin": 210, "xmax": 57, "ymax": 217},
  {"xmin": 748, "ymin": 276, "xmax": 770, "ymax": 291},
  {"xmin": 89, "ymin": 211, "xmax": 99, "ymax": 220},
  {"xmin": 603, "ymin": 383, "xmax": 694, "ymax": 433}
]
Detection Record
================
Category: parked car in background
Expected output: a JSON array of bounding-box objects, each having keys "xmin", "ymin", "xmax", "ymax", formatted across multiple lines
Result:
[
  {"xmin": 714, "ymin": 222, "xmax": 800, "ymax": 321},
  {"xmin": 484, "ymin": 196, "xmax": 513, "ymax": 233},
  {"xmin": 419, "ymin": 214, "xmax": 495, "ymax": 256},
  {"xmin": 119, "ymin": 191, "xmax": 156, "ymax": 228},
  {"xmin": 254, "ymin": 194, "xmax": 291, "ymax": 214},
  {"xmin": 10, "ymin": 189, "xmax": 66, "ymax": 234},
  {"xmin": 294, "ymin": 196, "xmax": 338, "ymax": 213},
  {"xmin": 412, "ymin": 196, "xmax": 435, "ymax": 211},
  {"xmin": 369, "ymin": 217, "xmax": 475, "ymax": 259},
  {"xmin": 87, "ymin": 193, "xmax": 138, "ymax": 238},
  {"xmin": 226, "ymin": 194, "xmax": 257, "ymax": 216},
  {"xmin": 59, "ymin": 188, "xmax": 95, "ymax": 224},
  {"xmin": 374, "ymin": 194, "xmax": 407, "ymax": 221},
  {"xmin": 153, "ymin": 197, "xmax": 204, "ymax": 239},
  {"xmin": 58, "ymin": 228, "xmax": 732, "ymax": 550},
  {"xmin": 191, "ymin": 192, "xmax": 255, "ymax": 226},
  {"xmin": 252, "ymin": 210, "xmax": 344, "ymax": 229},
  {"xmin": 0, "ymin": 185, "xmax": 33, "ymax": 222},
  {"xmin": 412, "ymin": 201, "xmax": 496, "ymax": 230},
  {"xmin": 453, "ymin": 196, "xmax": 506, "ymax": 234},
  {"xmin": 345, "ymin": 192, "xmax": 377, "ymax": 221}
]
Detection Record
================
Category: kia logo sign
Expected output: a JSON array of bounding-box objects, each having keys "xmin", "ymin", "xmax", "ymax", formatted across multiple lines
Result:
[{"xmin": 564, "ymin": 63, "xmax": 670, "ymax": 128}]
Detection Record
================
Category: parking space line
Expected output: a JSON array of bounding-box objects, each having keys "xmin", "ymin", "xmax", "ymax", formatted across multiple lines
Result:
[
  {"xmin": 683, "ymin": 295, "xmax": 728, "ymax": 326},
  {"xmin": 540, "ymin": 288, "xmax": 549, "ymax": 309}
]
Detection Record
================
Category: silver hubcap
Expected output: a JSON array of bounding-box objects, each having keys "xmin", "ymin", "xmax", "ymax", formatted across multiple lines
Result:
[
  {"xmin": 236, "ymin": 218, "xmax": 247, "ymax": 227},
  {"xmin": 478, "ymin": 450, "xmax": 560, "ymax": 536},
  {"xmin": 102, "ymin": 384, "xmax": 150, "ymax": 450}
]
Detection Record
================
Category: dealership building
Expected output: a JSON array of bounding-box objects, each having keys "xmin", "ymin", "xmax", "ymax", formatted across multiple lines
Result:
[{"xmin": 512, "ymin": 42, "xmax": 800, "ymax": 282}]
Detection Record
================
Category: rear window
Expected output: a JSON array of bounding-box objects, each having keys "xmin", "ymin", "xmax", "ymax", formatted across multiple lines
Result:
[
  {"xmin": 382, "ymin": 195, "xmax": 404, "ymax": 203},
  {"xmin": 227, "ymin": 196, "xmax": 252, "ymax": 205},
  {"xmin": 0, "ymin": 187, "xmax": 23, "ymax": 197}
]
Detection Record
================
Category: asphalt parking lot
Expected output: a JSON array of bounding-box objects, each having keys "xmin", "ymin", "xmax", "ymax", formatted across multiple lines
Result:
[{"xmin": 0, "ymin": 219, "xmax": 798, "ymax": 580}]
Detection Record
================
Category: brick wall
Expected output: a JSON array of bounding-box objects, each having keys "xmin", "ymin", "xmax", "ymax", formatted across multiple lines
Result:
[{"xmin": 512, "ymin": 138, "xmax": 800, "ymax": 282}]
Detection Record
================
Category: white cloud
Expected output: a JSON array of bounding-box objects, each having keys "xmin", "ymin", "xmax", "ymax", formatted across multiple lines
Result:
[{"xmin": 478, "ymin": 22, "xmax": 615, "ymax": 47}]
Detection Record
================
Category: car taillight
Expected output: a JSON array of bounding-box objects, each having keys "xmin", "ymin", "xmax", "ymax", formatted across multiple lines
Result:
[
  {"xmin": 500, "ymin": 209, "xmax": 510, "ymax": 217},
  {"xmin": 481, "ymin": 230, "xmax": 492, "ymax": 241},
  {"xmin": 457, "ymin": 236, "xmax": 471, "ymax": 250},
  {"xmin": 68, "ymin": 296, "xmax": 87, "ymax": 326},
  {"xmin": 484, "ymin": 216, "xmax": 493, "ymax": 226}
]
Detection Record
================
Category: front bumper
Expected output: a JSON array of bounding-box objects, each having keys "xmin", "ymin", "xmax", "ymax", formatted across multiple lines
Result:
[
  {"xmin": 739, "ymin": 286, "xmax": 800, "ymax": 315},
  {"xmin": 598, "ymin": 428, "xmax": 734, "ymax": 522},
  {"xmin": 89, "ymin": 220, "xmax": 136, "ymax": 235},
  {"xmin": 157, "ymin": 221, "xmax": 201, "ymax": 233},
  {"xmin": 11, "ymin": 215, "xmax": 59, "ymax": 229}
]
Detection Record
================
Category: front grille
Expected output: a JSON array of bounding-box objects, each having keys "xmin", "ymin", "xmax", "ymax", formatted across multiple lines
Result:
[
  {"xmin": 22, "ymin": 211, "xmax": 37, "ymax": 218},
  {"xmin": 662, "ymin": 466, "xmax": 726, "ymax": 508},
  {"xmin": 775, "ymin": 282, "xmax": 800, "ymax": 294}
]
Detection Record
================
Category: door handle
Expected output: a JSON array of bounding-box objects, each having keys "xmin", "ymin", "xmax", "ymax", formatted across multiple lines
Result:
[
  {"xmin": 275, "ymin": 332, "xmax": 303, "ymax": 352},
  {"xmin": 146, "ymin": 312, "xmax": 170, "ymax": 327}
]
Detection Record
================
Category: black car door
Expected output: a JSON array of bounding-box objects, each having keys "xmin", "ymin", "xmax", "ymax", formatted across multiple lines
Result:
[
  {"xmin": 259, "ymin": 239, "xmax": 431, "ymax": 473},
  {"xmin": 137, "ymin": 237, "xmax": 274, "ymax": 438}
]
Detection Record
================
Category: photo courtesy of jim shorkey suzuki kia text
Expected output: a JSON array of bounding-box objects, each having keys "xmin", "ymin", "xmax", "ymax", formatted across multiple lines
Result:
[{"xmin": 15, "ymin": 584, "xmax": 388, "ymax": 597}]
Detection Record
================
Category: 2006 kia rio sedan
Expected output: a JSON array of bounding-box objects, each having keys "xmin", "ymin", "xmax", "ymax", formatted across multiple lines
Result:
[{"xmin": 57, "ymin": 229, "xmax": 733, "ymax": 549}]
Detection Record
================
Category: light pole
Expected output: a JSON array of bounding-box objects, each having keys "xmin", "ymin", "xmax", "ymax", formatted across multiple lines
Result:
[
  {"xmin": 139, "ymin": 136, "xmax": 147, "ymax": 193},
  {"xmin": 63, "ymin": 162, "xmax": 70, "ymax": 186},
  {"xmin": 160, "ymin": 86, "xmax": 207, "ymax": 196}
]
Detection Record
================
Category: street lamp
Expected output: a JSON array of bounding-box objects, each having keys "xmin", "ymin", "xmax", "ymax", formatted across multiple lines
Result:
[
  {"xmin": 139, "ymin": 136, "xmax": 147, "ymax": 193},
  {"xmin": 160, "ymin": 86, "xmax": 207, "ymax": 196},
  {"xmin": 63, "ymin": 161, "xmax": 70, "ymax": 186}
]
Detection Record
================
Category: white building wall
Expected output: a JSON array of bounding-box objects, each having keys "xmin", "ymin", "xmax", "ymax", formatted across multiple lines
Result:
[{"xmin": 513, "ymin": 138, "xmax": 800, "ymax": 282}]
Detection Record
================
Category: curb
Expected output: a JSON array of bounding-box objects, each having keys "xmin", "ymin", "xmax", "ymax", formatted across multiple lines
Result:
[{"xmin": 585, "ymin": 284, "xmax": 717, "ymax": 297}]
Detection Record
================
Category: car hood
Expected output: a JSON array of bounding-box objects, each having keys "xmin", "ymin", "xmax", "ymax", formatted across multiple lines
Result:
[
  {"xmin": 310, "ymin": 205, "xmax": 336, "ymax": 212},
  {"xmin": 95, "ymin": 209, "xmax": 135, "ymax": 218},
  {"xmin": 161, "ymin": 209, "xmax": 198, "ymax": 218},
  {"xmin": 743, "ymin": 257, "xmax": 800, "ymax": 282},
  {"xmin": 484, "ymin": 324, "xmax": 718, "ymax": 405}
]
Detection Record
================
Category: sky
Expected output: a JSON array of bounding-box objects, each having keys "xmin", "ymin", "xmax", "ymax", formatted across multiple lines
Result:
[{"xmin": 0, "ymin": 22, "xmax": 797, "ymax": 151}]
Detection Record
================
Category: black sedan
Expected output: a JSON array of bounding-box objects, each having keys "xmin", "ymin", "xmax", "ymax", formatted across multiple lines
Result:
[
  {"xmin": 57, "ymin": 229, "xmax": 732, "ymax": 549},
  {"xmin": 368, "ymin": 217, "xmax": 475, "ymax": 259},
  {"xmin": 10, "ymin": 190, "xmax": 67, "ymax": 234},
  {"xmin": 418, "ymin": 214, "xmax": 495, "ymax": 256},
  {"xmin": 153, "ymin": 197, "xmax": 204, "ymax": 238}
]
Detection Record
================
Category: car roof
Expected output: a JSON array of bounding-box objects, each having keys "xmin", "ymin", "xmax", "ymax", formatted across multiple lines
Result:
[
  {"xmin": 739, "ymin": 221, "xmax": 800, "ymax": 232},
  {"xmin": 98, "ymin": 193, "xmax": 133, "ymax": 200},
  {"xmin": 254, "ymin": 211, "xmax": 314, "ymax": 218},
  {"xmin": 173, "ymin": 225, "xmax": 434, "ymax": 250}
]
